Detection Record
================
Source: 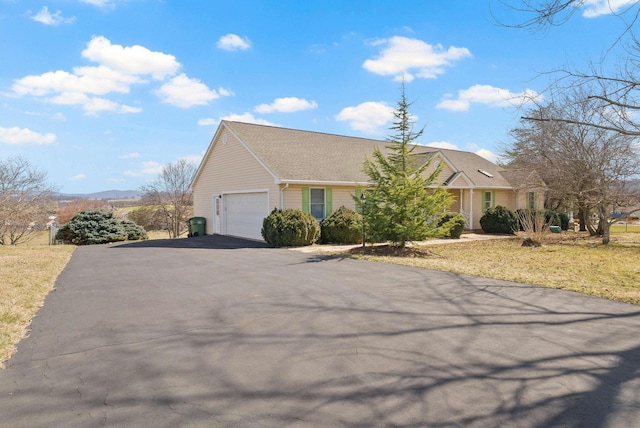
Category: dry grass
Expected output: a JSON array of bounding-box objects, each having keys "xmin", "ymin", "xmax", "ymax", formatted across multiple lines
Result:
[
  {"xmin": 0, "ymin": 233, "xmax": 75, "ymax": 367},
  {"xmin": 347, "ymin": 231, "xmax": 640, "ymax": 305}
]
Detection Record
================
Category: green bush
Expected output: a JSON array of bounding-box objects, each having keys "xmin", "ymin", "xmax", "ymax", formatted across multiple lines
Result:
[
  {"xmin": 320, "ymin": 206, "xmax": 362, "ymax": 244},
  {"xmin": 261, "ymin": 208, "xmax": 320, "ymax": 247},
  {"xmin": 545, "ymin": 210, "xmax": 570, "ymax": 230},
  {"xmin": 56, "ymin": 209, "xmax": 147, "ymax": 245},
  {"xmin": 437, "ymin": 212, "xmax": 466, "ymax": 239},
  {"xmin": 128, "ymin": 205, "xmax": 165, "ymax": 230},
  {"xmin": 121, "ymin": 219, "xmax": 148, "ymax": 240},
  {"xmin": 480, "ymin": 205, "xmax": 518, "ymax": 234}
]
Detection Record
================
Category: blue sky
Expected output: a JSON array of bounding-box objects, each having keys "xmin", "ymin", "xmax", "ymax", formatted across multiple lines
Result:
[{"xmin": 0, "ymin": 0, "xmax": 635, "ymax": 194}]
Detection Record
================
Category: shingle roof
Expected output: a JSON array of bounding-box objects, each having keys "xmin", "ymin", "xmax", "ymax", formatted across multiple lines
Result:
[{"xmin": 221, "ymin": 121, "xmax": 520, "ymax": 188}]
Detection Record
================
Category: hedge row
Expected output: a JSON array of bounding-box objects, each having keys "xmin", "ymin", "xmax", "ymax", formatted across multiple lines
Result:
[{"xmin": 261, "ymin": 207, "xmax": 465, "ymax": 247}]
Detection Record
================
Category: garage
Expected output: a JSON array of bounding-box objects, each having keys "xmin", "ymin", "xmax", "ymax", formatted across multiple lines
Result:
[{"xmin": 224, "ymin": 192, "xmax": 269, "ymax": 241}]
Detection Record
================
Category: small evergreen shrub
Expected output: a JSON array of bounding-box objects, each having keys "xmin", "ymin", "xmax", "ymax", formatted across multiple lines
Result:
[
  {"xmin": 437, "ymin": 212, "xmax": 466, "ymax": 239},
  {"xmin": 479, "ymin": 205, "xmax": 518, "ymax": 234},
  {"xmin": 261, "ymin": 208, "xmax": 320, "ymax": 247},
  {"xmin": 320, "ymin": 206, "xmax": 362, "ymax": 244},
  {"xmin": 121, "ymin": 219, "xmax": 148, "ymax": 240},
  {"xmin": 56, "ymin": 209, "xmax": 146, "ymax": 245},
  {"xmin": 545, "ymin": 210, "xmax": 570, "ymax": 231}
]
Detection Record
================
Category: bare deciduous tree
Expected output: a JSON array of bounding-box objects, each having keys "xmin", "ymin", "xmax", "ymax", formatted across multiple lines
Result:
[
  {"xmin": 495, "ymin": 0, "xmax": 640, "ymax": 136},
  {"xmin": 140, "ymin": 158, "xmax": 196, "ymax": 239},
  {"xmin": 0, "ymin": 157, "xmax": 57, "ymax": 245},
  {"xmin": 504, "ymin": 89, "xmax": 640, "ymax": 244}
]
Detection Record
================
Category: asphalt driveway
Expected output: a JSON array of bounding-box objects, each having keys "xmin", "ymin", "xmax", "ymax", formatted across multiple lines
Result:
[{"xmin": 1, "ymin": 235, "xmax": 639, "ymax": 427}]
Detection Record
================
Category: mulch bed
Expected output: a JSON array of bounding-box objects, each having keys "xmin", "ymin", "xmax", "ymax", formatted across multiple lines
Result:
[{"xmin": 347, "ymin": 244, "xmax": 438, "ymax": 258}]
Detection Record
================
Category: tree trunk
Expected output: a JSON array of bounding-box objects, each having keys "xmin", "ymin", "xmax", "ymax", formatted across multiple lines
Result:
[
  {"xmin": 602, "ymin": 221, "xmax": 611, "ymax": 244},
  {"xmin": 578, "ymin": 205, "xmax": 588, "ymax": 232}
]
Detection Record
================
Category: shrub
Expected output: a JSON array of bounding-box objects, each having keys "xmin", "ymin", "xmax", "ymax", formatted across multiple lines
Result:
[
  {"xmin": 261, "ymin": 208, "xmax": 320, "ymax": 247},
  {"xmin": 437, "ymin": 212, "xmax": 466, "ymax": 239},
  {"xmin": 320, "ymin": 206, "xmax": 362, "ymax": 244},
  {"xmin": 56, "ymin": 209, "xmax": 146, "ymax": 245},
  {"xmin": 479, "ymin": 205, "xmax": 518, "ymax": 234},
  {"xmin": 121, "ymin": 219, "xmax": 148, "ymax": 241},
  {"xmin": 128, "ymin": 205, "xmax": 166, "ymax": 231},
  {"xmin": 545, "ymin": 210, "xmax": 570, "ymax": 231}
]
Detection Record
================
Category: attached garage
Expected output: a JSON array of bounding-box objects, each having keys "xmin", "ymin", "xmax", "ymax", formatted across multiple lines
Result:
[{"xmin": 224, "ymin": 191, "xmax": 269, "ymax": 241}]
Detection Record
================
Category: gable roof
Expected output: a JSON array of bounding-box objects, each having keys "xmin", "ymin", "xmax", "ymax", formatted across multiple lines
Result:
[{"xmin": 193, "ymin": 121, "xmax": 531, "ymax": 189}]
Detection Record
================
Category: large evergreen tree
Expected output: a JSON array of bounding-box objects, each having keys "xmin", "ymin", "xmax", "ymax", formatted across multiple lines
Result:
[{"xmin": 361, "ymin": 85, "xmax": 452, "ymax": 248}]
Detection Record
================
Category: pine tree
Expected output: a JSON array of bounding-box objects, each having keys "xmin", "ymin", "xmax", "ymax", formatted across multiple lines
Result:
[{"xmin": 361, "ymin": 84, "xmax": 452, "ymax": 248}]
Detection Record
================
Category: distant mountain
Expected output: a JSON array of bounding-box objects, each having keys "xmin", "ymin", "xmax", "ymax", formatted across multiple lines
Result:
[{"xmin": 57, "ymin": 190, "xmax": 142, "ymax": 200}]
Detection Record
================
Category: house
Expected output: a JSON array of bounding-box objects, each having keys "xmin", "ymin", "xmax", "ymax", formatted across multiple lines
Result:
[{"xmin": 191, "ymin": 121, "xmax": 546, "ymax": 240}]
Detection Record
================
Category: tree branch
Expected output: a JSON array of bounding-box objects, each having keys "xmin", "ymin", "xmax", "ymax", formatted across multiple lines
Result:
[{"xmin": 521, "ymin": 116, "xmax": 640, "ymax": 136}]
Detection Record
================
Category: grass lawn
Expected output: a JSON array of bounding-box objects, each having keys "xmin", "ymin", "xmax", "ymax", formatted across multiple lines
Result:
[
  {"xmin": 347, "ymin": 231, "xmax": 640, "ymax": 305},
  {"xmin": 0, "ymin": 233, "xmax": 75, "ymax": 367}
]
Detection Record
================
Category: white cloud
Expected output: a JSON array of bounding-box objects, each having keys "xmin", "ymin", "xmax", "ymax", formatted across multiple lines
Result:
[
  {"xmin": 217, "ymin": 34, "xmax": 252, "ymax": 51},
  {"xmin": 363, "ymin": 36, "xmax": 472, "ymax": 81},
  {"xmin": 336, "ymin": 101, "xmax": 395, "ymax": 135},
  {"xmin": 254, "ymin": 97, "xmax": 318, "ymax": 113},
  {"xmin": 13, "ymin": 67, "xmax": 140, "ymax": 97},
  {"xmin": 436, "ymin": 84, "xmax": 541, "ymax": 111},
  {"xmin": 12, "ymin": 35, "xmax": 226, "ymax": 114},
  {"xmin": 0, "ymin": 126, "xmax": 56, "ymax": 145},
  {"xmin": 427, "ymin": 141, "xmax": 459, "ymax": 150},
  {"xmin": 219, "ymin": 113, "xmax": 278, "ymax": 126},
  {"xmin": 31, "ymin": 6, "xmax": 76, "ymax": 25},
  {"xmin": 118, "ymin": 152, "xmax": 141, "ymax": 159},
  {"xmin": 82, "ymin": 36, "xmax": 180, "ymax": 80},
  {"xmin": 475, "ymin": 148, "xmax": 501, "ymax": 164},
  {"xmin": 197, "ymin": 118, "xmax": 218, "ymax": 126},
  {"xmin": 582, "ymin": 0, "xmax": 638, "ymax": 17},
  {"xmin": 80, "ymin": 0, "xmax": 116, "ymax": 8},
  {"xmin": 71, "ymin": 174, "xmax": 86, "ymax": 181},
  {"xmin": 124, "ymin": 161, "xmax": 164, "ymax": 177},
  {"xmin": 179, "ymin": 154, "xmax": 203, "ymax": 166},
  {"xmin": 47, "ymin": 92, "xmax": 142, "ymax": 115},
  {"xmin": 155, "ymin": 74, "xmax": 224, "ymax": 108}
]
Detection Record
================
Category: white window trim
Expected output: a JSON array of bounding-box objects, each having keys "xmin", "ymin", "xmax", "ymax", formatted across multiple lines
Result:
[{"xmin": 309, "ymin": 187, "xmax": 326, "ymax": 220}]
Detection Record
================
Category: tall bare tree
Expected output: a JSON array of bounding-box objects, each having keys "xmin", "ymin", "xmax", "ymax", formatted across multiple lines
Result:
[
  {"xmin": 140, "ymin": 158, "xmax": 196, "ymax": 238},
  {"xmin": 495, "ymin": 0, "xmax": 640, "ymax": 136},
  {"xmin": 504, "ymin": 89, "xmax": 640, "ymax": 243},
  {"xmin": 0, "ymin": 157, "xmax": 57, "ymax": 245}
]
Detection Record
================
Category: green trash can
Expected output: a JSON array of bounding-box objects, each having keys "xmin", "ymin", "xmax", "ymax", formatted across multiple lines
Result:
[{"xmin": 188, "ymin": 217, "xmax": 206, "ymax": 237}]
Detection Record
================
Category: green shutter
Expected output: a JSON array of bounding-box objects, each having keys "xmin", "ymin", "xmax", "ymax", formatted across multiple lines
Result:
[
  {"xmin": 325, "ymin": 188, "xmax": 332, "ymax": 215},
  {"xmin": 302, "ymin": 187, "xmax": 310, "ymax": 213},
  {"xmin": 355, "ymin": 188, "xmax": 362, "ymax": 214}
]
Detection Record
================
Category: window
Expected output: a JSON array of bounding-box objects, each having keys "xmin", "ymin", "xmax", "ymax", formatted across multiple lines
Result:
[
  {"xmin": 527, "ymin": 192, "xmax": 536, "ymax": 210},
  {"xmin": 478, "ymin": 169, "xmax": 494, "ymax": 178},
  {"xmin": 310, "ymin": 188, "xmax": 325, "ymax": 220},
  {"xmin": 483, "ymin": 191, "xmax": 494, "ymax": 212}
]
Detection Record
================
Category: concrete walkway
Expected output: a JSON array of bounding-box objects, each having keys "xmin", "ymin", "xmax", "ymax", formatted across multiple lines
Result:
[
  {"xmin": 1, "ymin": 235, "xmax": 639, "ymax": 427},
  {"xmin": 292, "ymin": 232, "xmax": 513, "ymax": 253}
]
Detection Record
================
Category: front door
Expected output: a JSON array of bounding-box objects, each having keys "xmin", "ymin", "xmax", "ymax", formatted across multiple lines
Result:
[{"xmin": 213, "ymin": 196, "xmax": 222, "ymax": 234}]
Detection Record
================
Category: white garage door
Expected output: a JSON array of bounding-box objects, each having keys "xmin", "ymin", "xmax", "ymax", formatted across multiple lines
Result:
[{"xmin": 224, "ymin": 192, "xmax": 269, "ymax": 241}]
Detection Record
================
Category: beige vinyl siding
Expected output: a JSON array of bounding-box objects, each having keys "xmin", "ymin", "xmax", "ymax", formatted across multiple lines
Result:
[
  {"xmin": 422, "ymin": 158, "xmax": 455, "ymax": 185},
  {"xmin": 330, "ymin": 186, "xmax": 358, "ymax": 211},
  {"xmin": 514, "ymin": 187, "xmax": 546, "ymax": 210},
  {"xmin": 282, "ymin": 185, "xmax": 358, "ymax": 213},
  {"xmin": 192, "ymin": 130, "xmax": 279, "ymax": 234},
  {"xmin": 282, "ymin": 185, "xmax": 303, "ymax": 210},
  {"xmin": 495, "ymin": 190, "xmax": 515, "ymax": 209}
]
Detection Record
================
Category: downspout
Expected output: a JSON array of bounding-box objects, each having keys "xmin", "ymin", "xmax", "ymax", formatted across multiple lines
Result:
[
  {"xmin": 279, "ymin": 183, "xmax": 289, "ymax": 209},
  {"xmin": 469, "ymin": 189, "xmax": 474, "ymax": 230}
]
